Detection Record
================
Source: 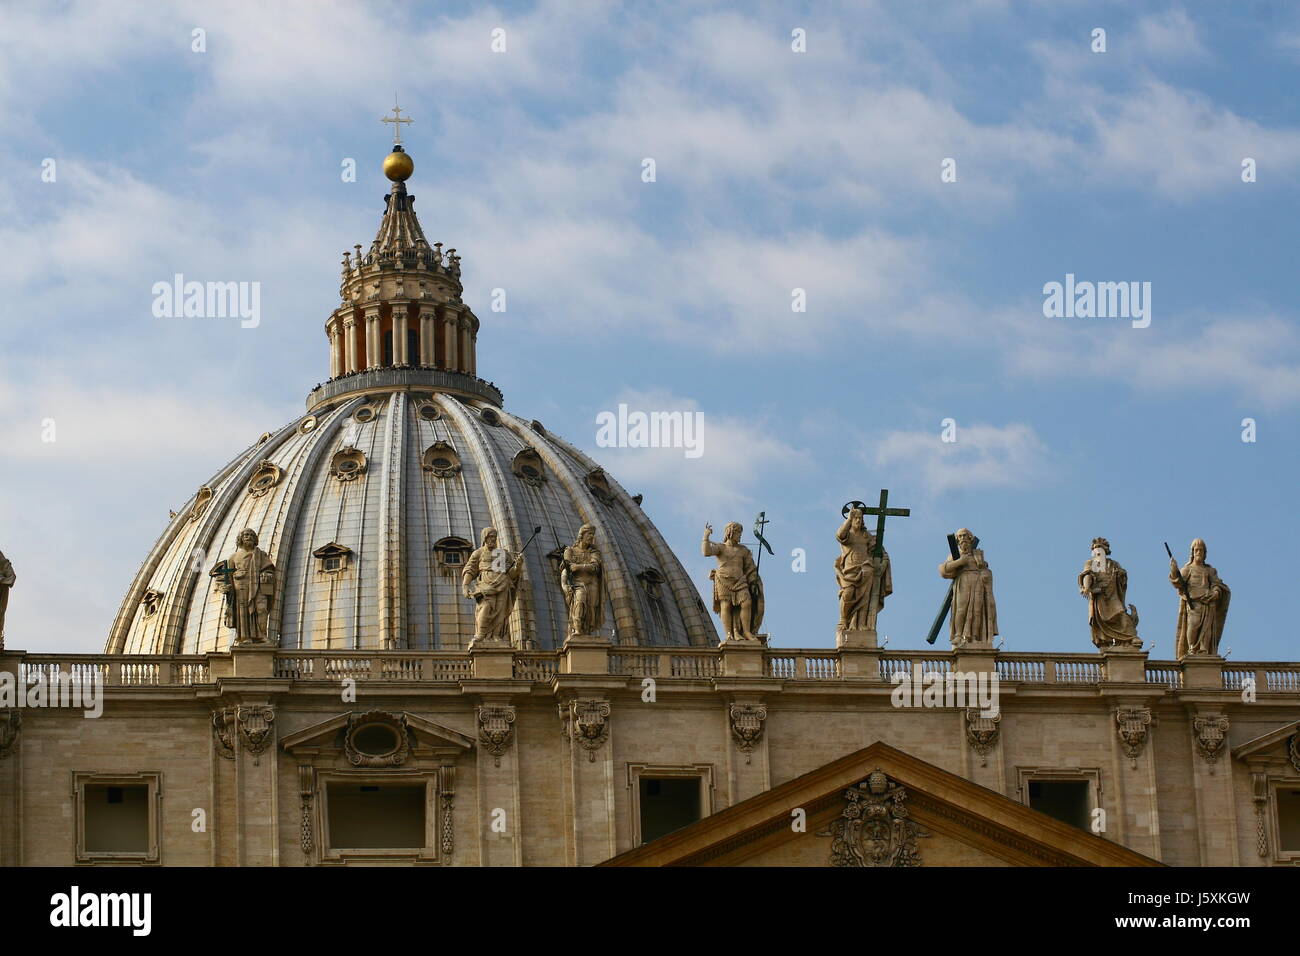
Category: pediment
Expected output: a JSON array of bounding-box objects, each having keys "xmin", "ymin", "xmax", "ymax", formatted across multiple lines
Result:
[
  {"xmin": 281, "ymin": 710, "xmax": 474, "ymax": 758},
  {"xmin": 600, "ymin": 741, "xmax": 1162, "ymax": 867},
  {"xmin": 1232, "ymin": 720, "xmax": 1300, "ymax": 771}
]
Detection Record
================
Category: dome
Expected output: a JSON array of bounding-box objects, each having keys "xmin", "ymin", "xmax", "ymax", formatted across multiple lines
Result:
[{"xmin": 105, "ymin": 137, "xmax": 717, "ymax": 655}]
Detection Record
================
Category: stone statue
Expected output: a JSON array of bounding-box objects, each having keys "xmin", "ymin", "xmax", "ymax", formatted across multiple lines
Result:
[
  {"xmin": 1078, "ymin": 537, "xmax": 1140, "ymax": 649},
  {"xmin": 0, "ymin": 550, "xmax": 14, "ymax": 649},
  {"xmin": 462, "ymin": 527, "xmax": 522, "ymax": 645},
  {"xmin": 702, "ymin": 522, "xmax": 764, "ymax": 642},
  {"xmin": 561, "ymin": 524, "xmax": 604, "ymax": 638},
  {"xmin": 214, "ymin": 529, "xmax": 276, "ymax": 644},
  {"xmin": 938, "ymin": 528, "xmax": 997, "ymax": 646},
  {"xmin": 1170, "ymin": 538, "xmax": 1230, "ymax": 659},
  {"xmin": 835, "ymin": 507, "xmax": 892, "ymax": 634}
]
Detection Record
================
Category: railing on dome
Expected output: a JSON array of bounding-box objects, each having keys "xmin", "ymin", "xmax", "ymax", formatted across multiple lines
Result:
[
  {"xmin": 274, "ymin": 651, "xmax": 472, "ymax": 682},
  {"xmin": 607, "ymin": 648, "xmax": 722, "ymax": 679}
]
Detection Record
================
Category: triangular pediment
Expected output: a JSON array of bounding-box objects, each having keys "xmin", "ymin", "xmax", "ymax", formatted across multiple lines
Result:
[
  {"xmin": 281, "ymin": 710, "xmax": 473, "ymax": 756},
  {"xmin": 600, "ymin": 742, "xmax": 1162, "ymax": 867},
  {"xmin": 1232, "ymin": 720, "xmax": 1300, "ymax": 761}
]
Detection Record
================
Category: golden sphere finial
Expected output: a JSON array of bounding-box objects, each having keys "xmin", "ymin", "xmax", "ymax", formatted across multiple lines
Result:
[{"xmin": 384, "ymin": 145, "xmax": 414, "ymax": 182}]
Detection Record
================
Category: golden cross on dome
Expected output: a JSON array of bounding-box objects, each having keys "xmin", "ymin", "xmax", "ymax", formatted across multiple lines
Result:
[{"xmin": 382, "ymin": 100, "xmax": 414, "ymax": 145}]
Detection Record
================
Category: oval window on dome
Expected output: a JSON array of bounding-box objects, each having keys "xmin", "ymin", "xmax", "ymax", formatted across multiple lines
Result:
[
  {"xmin": 330, "ymin": 448, "xmax": 367, "ymax": 482},
  {"xmin": 479, "ymin": 407, "xmax": 500, "ymax": 426},
  {"xmin": 299, "ymin": 415, "xmax": 318, "ymax": 434},
  {"xmin": 418, "ymin": 403, "xmax": 441, "ymax": 422},
  {"xmin": 353, "ymin": 405, "xmax": 377, "ymax": 424},
  {"xmin": 422, "ymin": 441, "xmax": 461, "ymax": 478},
  {"xmin": 511, "ymin": 448, "xmax": 546, "ymax": 487},
  {"xmin": 247, "ymin": 460, "xmax": 284, "ymax": 498}
]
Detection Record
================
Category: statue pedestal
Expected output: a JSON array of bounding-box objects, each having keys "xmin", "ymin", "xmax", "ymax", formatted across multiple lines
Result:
[
  {"xmin": 837, "ymin": 628, "xmax": 877, "ymax": 649},
  {"xmin": 954, "ymin": 645, "xmax": 997, "ymax": 675},
  {"xmin": 1101, "ymin": 647, "xmax": 1149, "ymax": 683},
  {"xmin": 470, "ymin": 645, "xmax": 515, "ymax": 679},
  {"xmin": 561, "ymin": 632, "xmax": 609, "ymax": 675},
  {"xmin": 720, "ymin": 639, "xmax": 766, "ymax": 678},
  {"xmin": 1181, "ymin": 654, "xmax": 1225, "ymax": 690},
  {"xmin": 231, "ymin": 643, "xmax": 276, "ymax": 678}
]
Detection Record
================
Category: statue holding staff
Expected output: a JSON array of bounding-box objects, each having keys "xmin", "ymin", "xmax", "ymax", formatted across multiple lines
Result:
[{"xmin": 1168, "ymin": 538, "xmax": 1230, "ymax": 658}]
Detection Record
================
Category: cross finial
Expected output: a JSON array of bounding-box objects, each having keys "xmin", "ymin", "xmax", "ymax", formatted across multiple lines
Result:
[{"xmin": 382, "ymin": 99, "xmax": 414, "ymax": 145}]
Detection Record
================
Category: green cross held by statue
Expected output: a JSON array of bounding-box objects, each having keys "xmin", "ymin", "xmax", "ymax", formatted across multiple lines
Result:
[{"xmin": 842, "ymin": 489, "xmax": 911, "ymax": 559}]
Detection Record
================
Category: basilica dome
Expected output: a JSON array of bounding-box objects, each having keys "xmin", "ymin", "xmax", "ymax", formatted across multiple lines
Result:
[{"xmin": 106, "ymin": 147, "xmax": 716, "ymax": 656}]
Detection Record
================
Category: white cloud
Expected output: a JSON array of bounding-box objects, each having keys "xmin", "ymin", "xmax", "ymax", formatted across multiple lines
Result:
[{"xmin": 872, "ymin": 422, "xmax": 1052, "ymax": 495}]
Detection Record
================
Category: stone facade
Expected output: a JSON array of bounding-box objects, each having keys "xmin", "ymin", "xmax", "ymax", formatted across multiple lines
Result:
[{"xmin": 3, "ymin": 642, "xmax": 1298, "ymax": 866}]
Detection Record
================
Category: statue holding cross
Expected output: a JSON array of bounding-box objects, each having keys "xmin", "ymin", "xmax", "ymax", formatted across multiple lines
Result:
[{"xmin": 836, "ymin": 491, "xmax": 909, "ymax": 641}]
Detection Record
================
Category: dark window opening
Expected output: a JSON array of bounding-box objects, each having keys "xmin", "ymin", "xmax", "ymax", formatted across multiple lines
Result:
[
  {"xmin": 1278, "ymin": 789, "xmax": 1300, "ymax": 852},
  {"xmin": 327, "ymin": 783, "xmax": 425, "ymax": 849},
  {"xmin": 84, "ymin": 784, "xmax": 149, "ymax": 853},
  {"xmin": 1028, "ymin": 779, "xmax": 1091, "ymax": 831},
  {"xmin": 638, "ymin": 776, "xmax": 701, "ymax": 845}
]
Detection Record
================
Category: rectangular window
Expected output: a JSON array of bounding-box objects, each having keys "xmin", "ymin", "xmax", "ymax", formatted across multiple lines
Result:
[
  {"xmin": 1028, "ymin": 780, "xmax": 1091, "ymax": 831},
  {"xmin": 326, "ymin": 782, "xmax": 426, "ymax": 850},
  {"xmin": 1277, "ymin": 788, "xmax": 1300, "ymax": 853},
  {"xmin": 75, "ymin": 772, "xmax": 161, "ymax": 864},
  {"xmin": 638, "ymin": 776, "xmax": 702, "ymax": 845}
]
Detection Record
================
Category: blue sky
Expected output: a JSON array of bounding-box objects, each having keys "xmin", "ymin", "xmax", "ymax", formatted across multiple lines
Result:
[{"xmin": 1, "ymin": 0, "xmax": 1297, "ymax": 658}]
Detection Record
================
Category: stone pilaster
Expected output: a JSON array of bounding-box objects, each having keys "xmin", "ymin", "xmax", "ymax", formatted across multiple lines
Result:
[
  {"xmin": 475, "ymin": 698, "xmax": 521, "ymax": 866},
  {"xmin": 1187, "ymin": 706, "xmax": 1238, "ymax": 864},
  {"xmin": 560, "ymin": 697, "xmax": 615, "ymax": 866}
]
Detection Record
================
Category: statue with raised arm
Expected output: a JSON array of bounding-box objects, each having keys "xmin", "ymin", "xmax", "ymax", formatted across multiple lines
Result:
[
  {"xmin": 938, "ymin": 528, "xmax": 997, "ymax": 647},
  {"xmin": 1169, "ymin": 538, "xmax": 1230, "ymax": 658},
  {"xmin": 702, "ymin": 521, "xmax": 764, "ymax": 642},
  {"xmin": 561, "ymin": 523, "xmax": 604, "ymax": 638},
  {"xmin": 835, "ymin": 507, "xmax": 892, "ymax": 634},
  {"xmin": 462, "ymin": 527, "xmax": 522, "ymax": 645},
  {"xmin": 1078, "ymin": 537, "xmax": 1140, "ymax": 649},
  {"xmin": 0, "ymin": 550, "xmax": 14, "ymax": 648},
  {"xmin": 213, "ymin": 529, "xmax": 276, "ymax": 644}
]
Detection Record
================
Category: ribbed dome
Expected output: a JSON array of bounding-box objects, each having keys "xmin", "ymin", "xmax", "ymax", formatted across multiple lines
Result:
[
  {"xmin": 107, "ymin": 392, "xmax": 716, "ymax": 654},
  {"xmin": 106, "ymin": 131, "xmax": 717, "ymax": 655}
]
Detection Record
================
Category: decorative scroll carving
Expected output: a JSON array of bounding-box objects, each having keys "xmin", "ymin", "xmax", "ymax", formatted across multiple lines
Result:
[
  {"xmin": 511, "ymin": 448, "xmax": 547, "ymax": 487},
  {"xmin": 817, "ymin": 769, "xmax": 928, "ymax": 867},
  {"xmin": 1252, "ymin": 772, "xmax": 1269, "ymax": 858},
  {"xmin": 0, "ymin": 710, "xmax": 20, "ymax": 759},
  {"xmin": 188, "ymin": 485, "xmax": 214, "ymax": 523},
  {"xmin": 343, "ymin": 710, "xmax": 410, "ymax": 767},
  {"xmin": 440, "ymin": 765, "xmax": 455, "ymax": 857},
  {"xmin": 299, "ymin": 765, "xmax": 315, "ymax": 860},
  {"xmin": 421, "ymin": 441, "xmax": 461, "ymax": 478},
  {"xmin": 477, "ymin": 705, "xmax": 517, "ymax": 767},
  {"xmin": 964, "ymin": 708, "xmax": 1001, "ymax": 766},
  {"xmin": 211, "ymin": 707, "xmax": 236, "ymax": 760},
  {"xmin": 1116, "ymin": 707, "xmax": 1152, "ymax": 767},
  {"xmin": 236, "ymin": 705, "xmax": 275, "ymax": 764},
  {"xmin": 729, "ymin": 703, "xmax": 767, "ymax": 764},
  {"xmin": 1193, "ymin": 715, "xmax": 1230, "ymax": 769},
  {"xmin": 563, "ymin": 699, "xmax": 611, "ymax": 762}
]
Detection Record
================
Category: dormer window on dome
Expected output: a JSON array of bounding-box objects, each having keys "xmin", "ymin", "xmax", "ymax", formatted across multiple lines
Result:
[
  {"xmin": 313, "ymin": 542, "xmax": 354, "ymax": 574},
  {"xmin": 512, "ymin": 448, "xmax": 546, "ymax": 487},
  {"xmin": 247, "ymin": 461, "xmax": 284, "ymax": 497},
  {"xmin": 330, "ymin": 448, "xmax": 367, "ymax": 482},
  {"xmin": 433, "ymin": 537, "xmax": 472, "ymax": 575},
  {"xmin": 421, "ymin": 441, "xmax": 461, "ymax": 478}
]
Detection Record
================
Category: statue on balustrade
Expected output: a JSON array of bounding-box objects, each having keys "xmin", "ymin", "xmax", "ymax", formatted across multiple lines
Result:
[
  {"xmin": 0, "ymin": 549, "xmax": 14, "ymax": 649},
  {"xmin": 835, "ymin": 507, "xmax": 892, "ymax": 635},
  {"xmin": 938, "ymin": 528, "xmax": 997, "ymax": 647},
  {"xmin": 1078, "ymin": 537, "xmax": 1140, "ymax": 649},
  {"xmin": 561, "ymin": 524, "xmax": 604, "ymax": 638},
  {"xmin": 1170, "ymin": 538, "xmax": 1230, "ymax": 659},
  {"xmin": 463, "ymin": 527, "xmax": 522, "ymax": 646},
  {"xmin": 702, "ymin": 521, "xmax": 764, "ymax": 643},
  {"xmin": 212, "ymin": 529, "xmax": 277, "ymax": 644}
]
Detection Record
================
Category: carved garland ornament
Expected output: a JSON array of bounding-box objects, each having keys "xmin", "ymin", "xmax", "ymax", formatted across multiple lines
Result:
[
  {"xmin": 729, "ymin": 703, "xmax": 767, "ymax": 764},
  {"xmin": 1115, "ymin": 707, "xmax": 1152, "ymax": 768},
  {"xmin": 477, "ymin": 705, "xmax": 517, "ymax": 767},
  {"xmin": 564, "ymin": 699, "xmax": 610, "ymax": 762},
  {"xmin": 0, "ymin": 710, "xmax": 20, "ymax": 759},
  {"xmin": 817, "ymin": 769, "xmax": 928, "ymax": 867},
  {"xmin": 342, "ymin": 711, "xmax": 410, "ymax": 767},
  {"xmin": 1288, "ymin": 733, "xmax": 1300, "ymax": 775},
  {"xmin": 964, "ymin": 708, "xmax": 1001, "ymax": 766},
  {"xmin": 1193, "ymin": 715, "xmax": 1230, "ymax": 769}
]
